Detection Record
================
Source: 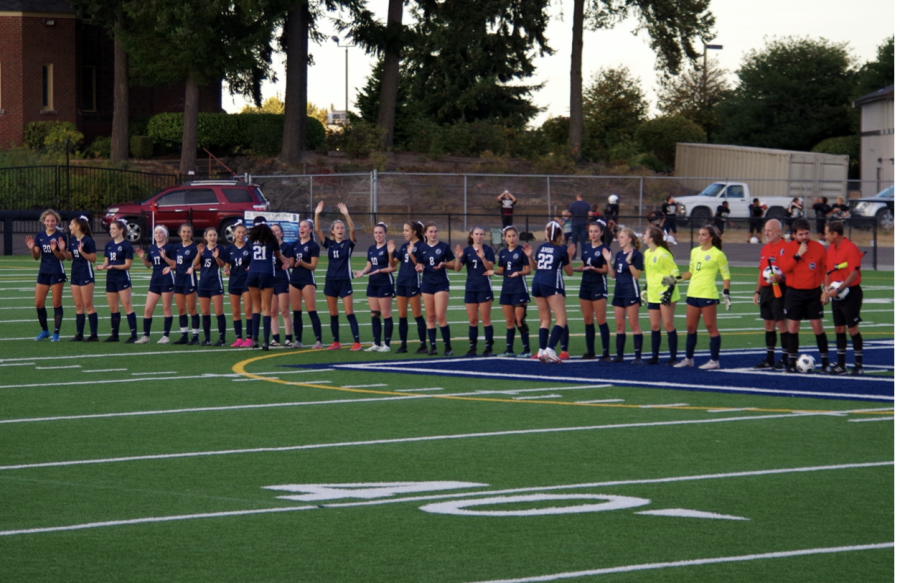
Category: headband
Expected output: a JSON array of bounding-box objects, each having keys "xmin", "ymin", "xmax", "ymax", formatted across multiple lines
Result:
[
  {"xmin": 375, "ymin": 222, "xmax": 388, "ymax": 230},
  {"xmin": 154, "ymin": 225, "xmax": 169, "ymax": 235},
  {"xmin": 78, "ymin": 215, "xmax": 89, "ymax": 221},
  {"xmin": 501, "ymin": 225, "xmax": 517, "ymax": 233}
]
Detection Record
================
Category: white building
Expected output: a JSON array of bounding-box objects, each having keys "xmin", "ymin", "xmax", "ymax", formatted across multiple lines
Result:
[{"xmin": 853, "ymin": 85, "xmax": 894, "ymax": 197}]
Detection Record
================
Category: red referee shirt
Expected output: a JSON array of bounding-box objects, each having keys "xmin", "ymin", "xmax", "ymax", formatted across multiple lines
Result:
[
  {"xmin": 826, "ymin": 237, "xmax": 863, "ymax": 287},
  {"xmin": 758, "ymin": 240, "xmax": 786, "ymax": 287},
  {"xmin": 780, "ymin": 239, "xmax": 827, "ymax": 290}
]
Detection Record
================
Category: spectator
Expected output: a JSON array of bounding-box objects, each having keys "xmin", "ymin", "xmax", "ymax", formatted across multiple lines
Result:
[
  {"xmin": 748, "ymin": 198, "xmax": 766, "ymax": 243},
  {"xmin": 604, "ymin": 194, "xmax": 620, "ymax": 224},
  {"xmin": 497, "ymin": 190, "xmax": 517, "ymax": 229},
  {"xmin": 568, "ymin": 193, "xmax": 592, "ymax": 253},
  {"xmin": 829, "ymin": 197, "xmax": 851, "ymax": 221},
  {"xmin": 786, "ymin": 197, "xmax": 804, "ymax": 236},
  {"xmin": 715, "ymin": 201, "xmax": 732, "ymax": 234},
  {"xmin": 812, "ymin": 197, "xmax": 831, "ymax": 242},
  {"xmin": 555, "ymin": 211, "xmax": 573, "ymax": 244},
  {"xmin": 661, "ymin": 194, "xmax": 679, "ymax": 244}
]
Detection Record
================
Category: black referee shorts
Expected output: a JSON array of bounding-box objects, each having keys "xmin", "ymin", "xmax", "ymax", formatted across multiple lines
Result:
[
  {"xmin": 784, "ymin": 287, "xmax": 824, "ymax": 321},
  {"xmin": 758, "ymin": 286, "xmax": 785, "ymax": 321},
  {"xmin": 831, "ymin": 285, "xmax": 863, "ymax": 328}
]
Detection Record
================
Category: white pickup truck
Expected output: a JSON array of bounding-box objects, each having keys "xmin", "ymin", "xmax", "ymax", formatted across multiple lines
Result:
[{"xmin": 675, "ymin": 182, "xmax": 794, "ymax": 224}]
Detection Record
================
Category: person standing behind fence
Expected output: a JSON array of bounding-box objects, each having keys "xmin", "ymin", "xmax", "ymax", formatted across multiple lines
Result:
[
  {"xmin": 568, "ymin": 192, "xmax": 592, "ymax": 254},
  {"xmin": 497, "ymin": 190, "xmax": 517, "ymax": 228},
  {"xmin": 62, "ymin": 216, "xmax": 98, "ymax": 342},
  {"xmin": 391, "ymin": 221, "xmax": 427, "ymax": 354},
  {"xmin": 715, "ymin": 201, "xmax": 731, "ymax": 234},
  {"xmin": 25, "ymin": 209, "xmax": 68, "ymax": 342},
  {"xmin": 812, "ymin": 197, "xmax": 830, "ymax": 243},
  {"xmin": 748, "ymin": 199, "xmax": 766, "ymax": 243},
  {"xmin": 662, "ymin": 195, "xmax": 679, "ymax": 244}
]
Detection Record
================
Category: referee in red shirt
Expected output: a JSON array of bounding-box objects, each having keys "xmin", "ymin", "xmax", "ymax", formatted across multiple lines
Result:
[
  {"xmin": 753, "ymin": 219, "xmax": 789, "ymax": 369},
  {"xmin": 823, "ymin": 221, "xmax": 864, "ymax": 375},
  {"xmin": 779, "ymin": 219, "xmax": 829, "ymax": 373}
]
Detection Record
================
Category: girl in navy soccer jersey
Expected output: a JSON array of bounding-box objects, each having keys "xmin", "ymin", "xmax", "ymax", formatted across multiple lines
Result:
[
  {"xmin": 60, "ymin": 215, "xmax": 98, "ymax": 341},
  {"xmin": 314, "ymin": 201, "xmax": 361, "ymax": 351},
  {"xmin": 25, "ymin": 209, "xmax": 68, "ymax": 341},
  {"xmin": 602, "ymin": 227, "xmax": 644, "ymax": 363},
  {"xmin": 134, "ymin": 225, "xmax": 176, "ymax": 344},
  {"xmin": 97, "ymin": 219, "xmax": 138, "ymax": 342},
  {"xmin": 354, "ymin": 222, "xmax": 396, "ymax": 352},
  {"xmin": 194, "ymin": 228, "xmax": 227, "ymax": 346},
  {"xmin": 454, "ymin": 226, "xmax": 496, "ymax": 356},
  {"xmin": 484, "ymin": 226, "xmax": 532, "ymax": 358},
  {"xmin": 289, "ymin": 219, "xmax": 323, "ymax": 349},
  {"xmin": 246, "ymin": 218, "xmax": 283, "ymax": 350},
  {"xmin": 574, "ymin": 220, "xmax": 610, "ymax": 361},
  {"xmin": 172, "ymin": 223, "xmax": 200, "ymax": 345},
  {"xmin": 414, "ymin": 222, "xmax": 458, "ymax": 355},
  {"xmin": 224, "ymin": 222, "xmax": 253, "ymax": 347},
  {"xmin": 389, "ymin": 221, "xmax": 427, "ymax": 354},
  {"xmin": 524, "ymin": 221, "xmax": 574, "ymax": 363},
  {"xmin": 268, "ymin": 224, "xmax": 294, "ymax": 347}
]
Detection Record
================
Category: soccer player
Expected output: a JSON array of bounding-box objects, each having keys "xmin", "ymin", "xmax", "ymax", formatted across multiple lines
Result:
[
  {"xmin": 525, "ymin": 221, "xmax": 574, "ymax": 363},
  {"xmin": 602, "ymin": 227, "xmax": 644, "ymax": 363},
  {"xmin": 823, "ymin": 221, "xmax": 865, "ymax": 375},
  {"xmin": 390, "ymin": 221, "xmax": 427, "ymax": 354},
  {"xmin": 246, "ymin": 218, "xmax": 283, "ymax": 350},
  {"xmin": 314, "ymin": 201, "xmax": 361, "ymax": 351},
  {"xmin": 289, "ymin": 219, "xmax": 323, "ymax": 349},
  {"xmin": 415, "ymin": 222, "xmax": 458, "ymax": 355},
  {"xmin": 354, "ymin": 222, "xmax": 396, "ymax": 352},
  {"xmin": 778, "ymin": 218, "xmax": 829, "ymax": 373},
  {"xmin": 25, "ymin": 209, "xmax": 68, "ymax": 341},
  {"xmin": 97, "ymin": 219, "xmax": 138, "ymax": 342},
  {"xmin": 194, "ymin": 227, "xmax": 227, "ymax": 346},
  {"xmin": 573, "ymin": 220, "xmax": 610, "ymax": 361},
  {"xmin": 269, "ymin": 224, "xmax": 294, "ymax": 347},
  {"xmin": 485, "ymin": 226, "xmax": 531, "ymax": 358},
  {"xmin": 642, "ymin": 226, "xmax": 680, "ymax": 365},
  {"xmin": 671, "ymin": 225, "xmax": 731, "ymax": 370},
  {"xmin": 172, "ymin": 223, "xmax": 200, "ymax": 345},
  {"xmin": 752, "ymin": 219, "xmax": 790, "ymax": 369},
  {"xmin": 224, "ymin": 222, "xmax": 253, "ymax": 347},
  {"xmin": 134, "ymin": 225, "xmax": 176, "ymax": 344},
  {"xmin": 61, "ymin": 215, "xmax": 98, "ymax": 341},
  {"xmin": 454, "ymin": 226, "xmax": 496, "ymax": 356}
]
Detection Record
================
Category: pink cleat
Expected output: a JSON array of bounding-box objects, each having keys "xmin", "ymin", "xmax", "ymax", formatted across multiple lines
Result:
[
  {"xmin": 240, "ymin": 338, "xmax": 254, "ymax": 348},
  {"xmin": 231, "ymin": 338, "xmax": 244, "ymax": 348}
]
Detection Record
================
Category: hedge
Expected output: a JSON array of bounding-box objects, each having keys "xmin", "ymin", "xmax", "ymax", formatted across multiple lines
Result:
[{"xmin": 146, "ymin": 113, "xmax": 325, "ymax": 153}]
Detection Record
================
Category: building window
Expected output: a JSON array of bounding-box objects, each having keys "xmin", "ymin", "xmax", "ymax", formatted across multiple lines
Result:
[
  {"xmin": 42, "ymin": 64, "xmax": 54, "ymax": 110},
  {"xmin": 81, "ymin": 66, "xmax": 97, "ymax": 112}
]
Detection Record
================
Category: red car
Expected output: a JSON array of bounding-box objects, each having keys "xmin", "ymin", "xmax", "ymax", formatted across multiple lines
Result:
[{"xmin": 103, "ymin": 180, "xmax": 270, "ymax": 243}]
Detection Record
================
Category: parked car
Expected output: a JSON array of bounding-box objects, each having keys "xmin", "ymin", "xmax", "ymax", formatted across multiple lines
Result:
[
  {"xmin": 850, "ymin": 185, "xmax": 893, "ymax": 230},
  {"xmin": 674, "ymin": 182, "xmax": 794, "ymax": 224},
  {"xmin": 103, "ymin": 180, "xmax": 270, "ymax": 243}
]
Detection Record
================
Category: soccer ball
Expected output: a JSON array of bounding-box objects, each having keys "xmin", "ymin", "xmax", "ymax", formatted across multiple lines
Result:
[
  {"xmin": 796, "ymin": 354, "xmax": 816, "ymax": 373},
  {"xmin": 749, "ymin": 236, "xmax": 760, "ymax": 244},
  {"xmin": 828, "ymin": 281, "xmax": 849, "ymax": 301},
  {"xmin": 762, "ymin": 265, "xmax": 783, "ymax": 285}
]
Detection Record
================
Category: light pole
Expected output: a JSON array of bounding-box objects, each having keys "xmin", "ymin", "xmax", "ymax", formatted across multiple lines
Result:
[
  {"xmin": 702, "ymin": 44, "xmax": 723, "ymax": 109},
  {"xmin": 331, "ymin": 36, "xmax": 351, "ymax": 123}
]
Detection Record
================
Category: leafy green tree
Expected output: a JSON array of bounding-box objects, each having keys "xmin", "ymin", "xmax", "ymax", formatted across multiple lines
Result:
[
  {"xmin": 715, "ymin": 37, "xmax": 858, "ymax": 152},
  {"xmin": 634, "ymin": 114, "xmax": 706, "ymax": 167},
  {"xmin": 656, "ymin": 57, "xmax": 730, "ymax": 137},
  {"xmin": 857, "ymin": 36, "xmax": 894, "ymax": 97},
  {"xmin": 582, "ymin": 66, "xmax": 648, "ymax": 160}
]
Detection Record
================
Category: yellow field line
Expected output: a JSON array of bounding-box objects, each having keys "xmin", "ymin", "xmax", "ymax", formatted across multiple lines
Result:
[{"xmin": 231, "ymin": 352, "xmax": 892, "ymax": 417}]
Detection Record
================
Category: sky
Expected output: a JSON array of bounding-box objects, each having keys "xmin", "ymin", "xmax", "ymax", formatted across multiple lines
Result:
[{"xmin": 221, "ymin": 0, "xmax": 895, "ymax": 127}]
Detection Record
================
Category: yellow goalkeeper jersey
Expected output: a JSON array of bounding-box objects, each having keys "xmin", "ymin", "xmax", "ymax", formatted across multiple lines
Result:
[
  {"xmin": 687, "ymin": 245, "xmax": 730, "ymax": 300},
  {"xmin": 643, "ymin": 246, "xmax": 681, "ymax": 304}
]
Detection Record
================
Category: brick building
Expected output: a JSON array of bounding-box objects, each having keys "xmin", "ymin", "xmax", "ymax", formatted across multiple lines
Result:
[{"xmin": 0, "ymin": 0, "xmax": 221, "ymax": 147}]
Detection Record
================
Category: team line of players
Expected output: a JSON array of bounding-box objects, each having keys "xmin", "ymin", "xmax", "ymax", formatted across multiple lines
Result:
[{"xmin": 25, "ymin": 207, "xmax": 864, "ymax": 371}]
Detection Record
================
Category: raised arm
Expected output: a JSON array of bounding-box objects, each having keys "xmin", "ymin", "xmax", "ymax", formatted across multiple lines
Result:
[
  {"xmin": 336, "ymin": 203, "xmax": 355, "ymax": 244},
  {"xmin": 313, "ymin": 200, "xmax": 326, "ymax": 242}
]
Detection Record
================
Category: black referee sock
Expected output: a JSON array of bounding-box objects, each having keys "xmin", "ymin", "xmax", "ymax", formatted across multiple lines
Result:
[
  {"xmin": 36, "ymin": 307, "xmax": 48, "ymax": 331},
  {"xmin": 788, "ymin": 332, "xmax": 799, "ymax": 366},
  {"xmin": 561, "ymin": 325, "xmax": 569, "ymax": 351},
  {"xmin": 765, "ymin": 330, "xmax": 777, "ymax": 364},
  {"xmin": 780, "ymin": 332, "xmax": 789, "ymax": 365},
  {"xmin": 293, "ymin": 310, "xmax": 303, "ymax": 343},
  {"xmin": 330, "ymin": 315, "xmax": 340, "ymax": 343},
  {"xmin": 615, "ymin": 333, "xmax": 626, "ymax": 358},
  {"xmin": 202, "ymin": 315, "xmax": 211, "ymax": 341},
  {"xmin": 484, "ymin": 325, "xmax": 493, "ymax": 348},
  {"xmin": 650, "ymin": 330, "xmax": 661, "ymax": 359},
  {"xmin": 667, "ymin": 330, "xmax": 678, "ymax": 360},
  {"xmin": 88, "ymin": 312, "xmax": 98, "ymax": 336},
  {"xmin": 53, "ymin": 306, "xmax": 63, "ymax": 335},
  {"xmin": 415, "ymin": 316, "xmax": 427, "ymax": 344},
  {"xmin": 585, "ymin": 324, "xmax": 596, "ymax": 354},
  {"xmin": 111, "ymin": 312, "xmax": 121, "ymax": 336},
  {"xmin": 598, "ymin": 323, "xmax": 610, "ymax": 355},
  {"xmin": 383, "ymin": 317, "xmax": 393, "ymax": 346},
  {"xmin": 439, "ymin": 325, "xmax": 451, "ymax": 347},
  {"xmin": 835, "ymin": 332, "xmax": 847, "ymax": 367},
  {"xmin": 347, "ymin": 314, "xmax": 360, "ymax": 343},
  {"xmin": 76, "ymin": 313, "xmax": 86, "ymax": 336},
  {"xmin": 308, "ymin": 311, "xmax": 322, "ymax": 342},
  {"xmin": 398, "ymin": 317, "xmax": 409, "ymax": 345},
  {"xmin": 815, "ymin": 333, "xmax": 829, "ymax": 367},
  {"xmin": 506, "ymin": 327, "xmax": 515, "ymax": 351},
  {"xmin": 685, "ymin": 333, "xmax": 697, "ymax": 359},
  {"xmin": 468, "ymin": 326, "xmax": 478, "ymax": 349},
  {"xmin": 851, "ymin": 333, "xmax": 863, "ymax": 367}
]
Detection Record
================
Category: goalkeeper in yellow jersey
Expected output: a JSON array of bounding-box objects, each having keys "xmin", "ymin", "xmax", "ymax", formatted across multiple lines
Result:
[{"xmin": 641, "ymin": 226, "xmax": 680, "ymax": 365}]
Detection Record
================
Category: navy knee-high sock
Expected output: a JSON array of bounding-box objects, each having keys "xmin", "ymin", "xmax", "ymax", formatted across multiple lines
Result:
[
  {"xmin": 262, "ymin": 316, "xmax": 272, "ymax": 345},
  {"xmin": 633, "ymin": 333, "xmax": 643, "ymax": 358},
  {"xmin": 560, "ymin": 325, "xmax": 569, "ymax": 351},
  {"xmin": 233, "ymin": 319, "xmax": 243, "ymax": 339},
  {"xmin": 585, "ymin": 323, "xmax": 596, "ymax": 353},
  {"xmin": 615, "ymin": 333, "xmax": 625, "ymax": 358},
  {"xmin": 293, "ymin": 310, "xmax": 303, "ymax": 344},
  {"xmin": 143, "ymin": 317, "xmax": 152, "ymax": 337},
  {"xmin": 518, "ymin": 322, "xmax": 530, "ymax": 352},
  {"xmin": 76, "ymin": 313, "xmax": 86, "ymax": 336},
  {"xmin": 709, "ymin": 335, "xmax": 721, "ymax": 360},
  {"xmin": 372, "ymin": 315, "xmax": 383, "ymax": 345},
  {"xmin": 308, "ymin": 311, "xmax": 322, "ymax": 342},
  {"xmin": 428, "ymin": 327, "xmax": 437, "ymax": 347},
  {"xmin": 835, "ymin": 332, "xmax": 847, "ymax": 367},
  {"xmin": 399, "ymin": 317, "xmax": 409, "ymax": 345},
  {"xmin": 202, "ymin": 315, "xmax": 211, "ymax": 341},
  {"xmin": 548, "ymin": 325, "xmax": 564, "ymax": 350},
  {"xmin": 217, "ymin": 314, "xmax": 226, "ymax": 340},
  {"xmin": 415, "ymin": 315, "xmax": 427, "ymax": 344},
  {"xmin": 347, "ymin": 314, "xmax": 360, "ymax": 342},
  {"xmin": 111, "ymin": 312, "xmax": 121, "ymax": 336},
  {"xmin": 506, "ymin": 327, "xmax": 516, "ymax": 351},
  {"xmin": 851, "ymin": 333, "xmax": 863, "ymax": 367},
  {"xmin": 191, "ymin": 314, "xmax": 200, "ymax": 338},
  {"xmin": 468, "ymin": 325, "xmax": 478, "ymax": 349},
  {"xmin": 667, "ymin": 330, "xmax": 678, "ymax": 360},
  {"xmin": 651, "ymin": 330, "xmax": 661, "ymax": 359},
  {"xmin": 251, "ymin": 313, "xmax": 261, "ymax": 341},
  {"xmin": 36, "ymin": 307, "xmax": 48, "ymax": 331},
  {"xmin": 383, "ymin": 317, "xmax": 393, "ymax": 346},
  {"xmin": 484, "ymin": 325, "xmax": 493, "ymax": 347},
  {"xmin": 599, "ymin": 322, "xmax": 610, "ymax": 355},
  {"xmin": 179, "ymin": 314, "xmax": 189, "ymax": 337},
  {"xmin": 330, "ymin": 315, "xmax": 340, "ymax": 343},
  {"xmin": 686, "ymin": 332, "xmax": 698, "ymax": 359},
  {"xmin": 126, "ymin": 312, "xmax": 137, "ymax": 338},
  {"xmin": 538, "ymin": 327, "xmax": 549, "ymax": 350},
  {"xmin": 53, "ymin": 306, "xmax": 63, "ymax": 334},
  {"xmin": 163, "ymin": 316, "xmax": 173, "ymax": 336},
  {"xmin": 439, "ymin": 325, "xmax": 451, "ymax": 347},
  {"xmin": 88, "ymin": 312, "xmax": 98, "ymax": 336}
]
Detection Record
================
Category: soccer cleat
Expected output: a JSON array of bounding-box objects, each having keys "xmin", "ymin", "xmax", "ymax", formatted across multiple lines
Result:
[
  {"xmin": 665, "ymin": 357, "xmax": 678, "ymax": 366},
  {"xmin": 827, "ymin": 363, "xmax": 848, "ymax": 375},
  {"xmin": 482, "ymin": 346, "xmax": 493, "ymax": 357},
  {"xmin": 200, "ymin": 340, "xmax": 212, "ymax": 347},
  {"xmin": 632, "ymin": 358, "xmax": 646, "ymax": 365},
  {"xmin": 240, "ymin": 338, "xmax": 254, "ymax": 348},
  {"xmin": 327, "ymin": 342, "xmax": 342, "ymax": 350},
  {"xmin": 851, "ymin": 366, "xmax": 864, "ymax": 376},
  {"xmin": 376, "ymin": 345, "xmax": 391, "ymax": 353},
  {"xmin": 535, "ymin": 349, "xmax": 546, "ymax": 362},
  {"xmin": 395, "ymin": 345, "xmax": 408, "ymax": 354},
  {"xmin": 252, "ymin": 341, "xmax": 260, "ymax": 349},
  {"xmin": 644, "ymin": 357, "xmax": 660, "ymax": 365},
  {"xmin": 215, "ymin": 338, "xmax": 227, "ymax": 347},
  {"xmin": 673, "ymin": 358, "xmax": 694, "ymax": 368},
  {"xmin": 269, "ymin": 340, "xmax": 281, "ymax": 348},
  {"xmin": 231, "ymin": 338, "xmax": 244, "ymax": 348},
  {"xmin": 517, "ymin": 351, "xmax": 532, "ymax": 359},
  {"xmin": 597, "ymin": 354, "xmax": 612, "ymax": 362},
  {"xmin": 753, "ymin": 359, "xmax": 774, "ymax": 370},
  {"xmin": 312, "ymin": 341, "xmax": 323, "ymax": 349},
  {"xmin": 365, "ymin": 344, "xmax": 382, "ymax": 352},
  {"xmin": 51, "ymin": 333, "xmax": 60, "ymax": 342},
  {"xmin": 283, "ymin": 340, "xmax": 293, "ymax": 348},
  {"xmin": 262, "ymin": 343, "xmax": 269, "ymax": 351},
  {"xmin": 609, "ymin": 356, "xmax": 624, "ymax": 363},
  {"xmin": 188, "ymin": 336, "xmax": 200, "ymax": 346},
  {"xmin": 559, "ymin": 351, "xmax": 570, "ymax": 361},
  {"xmin": 34, "ymin": 330, "xmax": 50, "ymax": 341},
  {"xmin": 428, "ymin": 346, "xmax": 439, "ymax": 356},
  {"xmin": 699, "ymin": 359, "xmax": 719, "ymax": 370},
  {"xmin": 293, "ymin": 342, "xmax": 304, "ymax": 349},
  {"xmin": 84, "ymin": 335, "xmax": 99, "ymax": 342},
  {"xmin": 350, "ymin": 342, "xmax": 363, "ymax": 352},
  {"xmin": 69, "ymin": 334, "xmax": 84, "ymax": 342},
  {"xmin": 157, "ymin": 335, "xmax": 170, "ymax": 344},
  {"xmin": 500, "ymin": 350, "xmax": 516, "ymax": 358},
  {"xmin": 784, "ymin": 364, "xmax": 798, "ymax": 374},
  {"xmin": 465, "ymin": 348, "xmax": 478, "ymax": 357},
  {"xmin": 581, "ymin": 352, "xmax": 596, "ymax": 360},
  {"xmin": 415, "ymin": 344, "xmax": 429, "ymax": 355},
  {"xmin": 124, "ymin": 336, "xmax": 138, "ymax": 344},
  {"xmin": 104, "ymin": 336, "xmax": 120, "ymax": 343},
  {"xmin": 443, "ymin": 347, "xmax": 454, "ymax": 356},
  {"xmin": 771, "ymin": 359, "xmax": 785, "ymax": 371},
  {"xmin": 543, "ymin": 348, "xmax": 562, "ymax": 363},
  {"xmin": 135, "ymin": 336, "xmax": 150, "ymax": 344},
  {"xmin": 173, "ymin": 336, "xmax": 188, "ymax": 345}
]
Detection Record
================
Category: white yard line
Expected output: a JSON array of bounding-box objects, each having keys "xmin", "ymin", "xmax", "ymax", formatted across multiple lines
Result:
[
  {"xmin": 848, "ymin": 417, "xmax": 895, "ymax": 423},
  {"xmin": 0, "ymin": 362, "xmax": 35, "ymax": 367},
  {"xmin": 131, "ymin": 372, "xmax": 178, "ymax": 376},
  {"xmin": 82, "ymin": 369, "xmax": 127, "ymax": 373},
  {"xmin": 35, "ymin": 365, "xmax": 81, "ymax": 370}
]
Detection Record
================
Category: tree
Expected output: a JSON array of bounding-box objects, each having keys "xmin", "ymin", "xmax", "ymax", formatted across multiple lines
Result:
[
  {"xmin": 582, "ymin": 66, "xmax": 648, "ymax": 160},
  {"xmin": 241, "ymin": 95, "xmax": 286, "ymax": 114},
  {"xmin": 656, "ymin": 57, "xmax": 730, "ymax": 137},
  {"xmin": 568, "ymin": 0, "xmax": 715, "ymax": 159},
  {"xmin": 634, "ymin": 114, "xmax": 706, "ymax": 167},
  {"xmin": 857, "ymin": 36, "xmax": 894, "ymax": 97},
  {"xmin": 715, "ymin": 37, "xmax": 858, "ymax": 152}
]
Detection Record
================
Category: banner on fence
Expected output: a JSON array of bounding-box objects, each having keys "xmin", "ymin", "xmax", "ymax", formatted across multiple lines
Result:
[{"xmin": 243, "ymin": 211, "xmax": 300, "ymax": 242}]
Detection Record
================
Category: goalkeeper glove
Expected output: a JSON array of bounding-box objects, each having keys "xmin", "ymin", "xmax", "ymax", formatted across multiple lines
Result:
[
  {"xmin": 640, "ymin": 285, "xmax": 648, "ymax": 305},
  {"xmin": 659, "ymin": 285, "xmax": 675, "ymax": 306},
  {"xmin": 723, "ymin": 289, "xmax": 732, "ymax": 311},
  {"xmin": 662, "ymin": 275, "xmax": 681, "ymax": 287}
]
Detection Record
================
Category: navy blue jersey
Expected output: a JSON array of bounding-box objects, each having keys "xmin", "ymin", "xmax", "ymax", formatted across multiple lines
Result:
[
  {"xmin": 174, "ymin": 243, "xmax": 197, "ymax": 276},
  {"xmin": 531, "ymin": 243, "xmax": 570, "ymax": 289},
  {"xmin": 69, "ymin": 235, "xmax": 96, "ymax": 281},
  {"xmin": 461, "ymin": 245, "xmax": 494, "ymax": 293},
  {"xmin": 612, "ymin": 249, "xmax": 643, "ymax": 299},
  {"xmin": 392, "ymin": 242, "xmax": 422, "ymax": 288},
  {"xmin": 34, "ymin": 230, "xmax": 66, "ymax": 275},
  {"xmin": 198, "ymin": 244, "xmax": 226, "ymax": 290},
  {"xmin": 498, "ymin": 246, "xmax": 529, "ymax": 295},
  {"xmin": 104, "ymin": 239, "xmax": 134, "ymax": 284},
  {"xmin": 581, "ymin": 243, "xmax": 609, "ymax": 289},
  {"xmin": 224, "ymin": 243, "xmax": 251, "ymax": 287},
  {"xmin": 322, "ymin": 237, "xmax": 355, "ymax": 280},
  {"xmin": 147, "ymin": 242, "xmax": 176, "ymax": 285},
  {"xmin": 366, "ymin": 244, "xmax": 393, "ymax": 287},
  {"xmin": 274, "ymin": 242, "xmax": 293, "ymax": 283},
  {"xmin": 248, "ymin": 240, "xmax": 278, "ymax": 275},
  {"xmin": 416, "ymin": 241, "xmax": 455, "ymax": 288},
  {"xmin": 289, "ymin": 238, "xmax": 319, "ymax": 287}
]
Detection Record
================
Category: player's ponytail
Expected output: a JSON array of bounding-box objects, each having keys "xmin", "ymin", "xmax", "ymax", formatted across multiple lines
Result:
[
  {"xmin": 405, "ymin": 221, "xmax": 424, "ymax": 242},
  {"xmin": 546, "ymin": 221, "xmax": 563, "ymax": 245},
  {"xmin": 73, "ymin": 215, "xmax": 93, "ymax": 237},
  {"xmin": 701, "ymin": 225, "xmax": 723, "ymax": 250},
  {"xmin": 620, "ymin": 227, "xmax": 641, "ymax": 251},
  {"xmin": 646, "ymin": 226, "xmax": 669, "ymax": 253}
]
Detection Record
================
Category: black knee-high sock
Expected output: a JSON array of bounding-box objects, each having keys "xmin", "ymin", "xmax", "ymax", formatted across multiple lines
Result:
[
  {"xmin": 273, "ymin": 333, "xmax": 281, "ymax": 344},
  {"xmin": 651, "ymin": 330, "xmax": 661, "ymax": 359},
  {"xmin": 202, "ymin": 315, "xmax": 211, "ymax": 341},
  {"xmin": 780, "ymin": 331, "xmax": 789, "ymax": 364},
  {"xmin": 585, "ymin": 323, "xmax": 596, "ymax": 353},
  {"xmin": 468, "ymin": 325, "xmax": 478, "ymax": 349},
  {"xmin": 439, "ymin": 325, "xmax": 451, "ymax": 347},
  {"xmin": 126, "ymin": 312, "xmax": 137, "ymax": 337},
  {"xmin": 815, "ymin": 332, "xmax": 829, "ymax": 366},
  {"xmin": 53, "ymin": 306, "xmax": 63, "ymax": 334},
  {"xmin": 518, "ymin": 321, "xmax": 530, "ymax": 351},
  {"xmin": 308, "ymin": 311, "xmax": 322, "ymax": 342},
  {"xmin": 191, "ymin": 314, "xmax": 200, "ymax": 338},
  {"xmin": 667, "ymin": 330, "xmax": 678, "ymax": 360},
  {"xmin": 76, "ymin": 313, "xmax": 86, "ymax": 336},
  {"xmin": 383, "ymin": 317, "xmax": 393, "ymax": 346},
  {"xmin": 88, "ymin": 312, "xmax": 98, "ymax": 336},
  {"xmin": 143, "ymin": 317, "xmax": 152, "ymax": 337},
  {"xmin": 399, "ymin": 317, "xmax": 409, "ymax": 345},
  {"xmin": 372, "ymin": 314, "xmax": 383, "ymax": 345},
  {"xmin": 835, "ymin": 332, "xmax": 847, "ymax": 367},
  {"xmin": 251, "ymin": 313, "xmax": 260, "ymax": 340},
  {"xmin": 293, "ymin": 310, "xmax": 303, "ymax": 344},
  {"xmin": 163, "ymin": 315, "xmax": 173, "ymax": 336},
  {"xmin": 506, "ymin": 327, "xmax": 516, "ymax": 351},
  {"xmin": 598, "ymin": 323, "xmax": 610, "ymax": 355},
  {"xmin": 330, "ymin": 315, "xmax": 340, "ymax": 342},
  {"xmin": 234, "ymin": 319, "xmax": 243, "ymax": 339},
  {"xmin": 179, "ymin": 314, "xmax": 188, "ymax": 336},
  {"xmin": 428, "ymin": 327, "xmax": 437, "ymax": 347},
  {"xmin": 560, "ymin": 325, "xmax": 569, "ymax": 351},
  {"xmin": 709, "ymin": 334, "xmax": 721, "ymax": 360},
  {"xmin": 263, "ymin": 316, "xmax": 272, "ymax": 345},
  {"xmin": 633, "ymin": 333, "xmax": 643, "ymax": 359},
  {"xmin": 111, "ymin": 312, "xmax": 121, "ymax": 336},
  {"xmin": 217, "ymin": 314, "xmax": 226, "ymax": 340},
  {"xmin": 484, "ymin": 325, "xmax": 493, "ymax": 348},
  {"xmin": 539, "ymin": 327, "xmax": 549, "ymax": 350},
  {"xmin": 415, "ymin": 315, "xmax": 427, "ymax": 344},
  {"xmin": 615, "ymin": 333, "xmax": 625, "ymax": 358},
  {"xmin": 548, "ymin": 325, "xmax": 564, "ymax": 350},
  {"xmin": 686, "ymin": 332, "xmax": 697, "ymax": 359},
  {"xmin": 765, "ymin": 330, "xmax": 777, "ymax": 364},
  {"xmin": 789, "ymin": 332, "xmax": 799, "ymax": 366},
  {"xmin": 851, "ymin": 333, "xmax": 863, "ymax": 367},
  {"xmin": 347, "ymin": 314, "xmax": 360, "ymax": 343},
  {"xmin": 36, "ymin": 307, "xmax": 48, "ymax": 331}
]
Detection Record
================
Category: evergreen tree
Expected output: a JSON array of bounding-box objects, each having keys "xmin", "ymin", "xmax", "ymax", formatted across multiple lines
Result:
[{"xmin": 656, "ymin": 57, "xmax": 730, "ymax": 137}]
